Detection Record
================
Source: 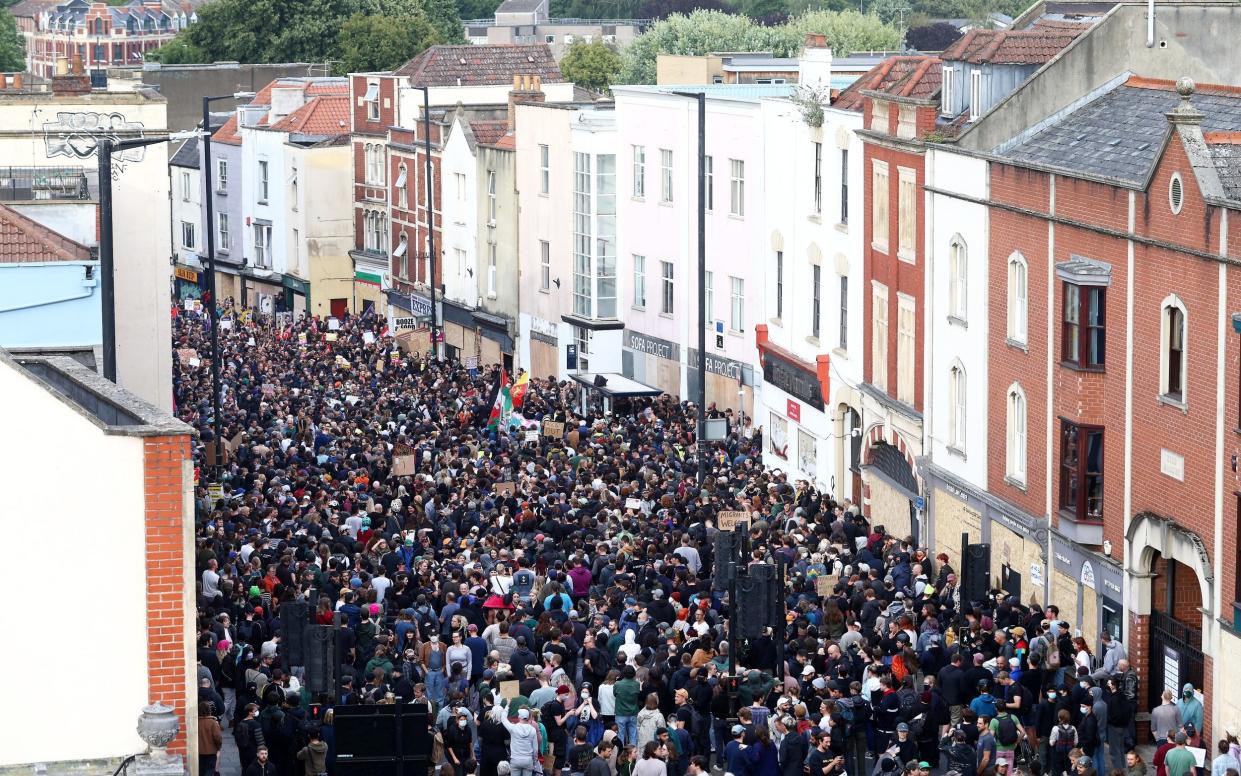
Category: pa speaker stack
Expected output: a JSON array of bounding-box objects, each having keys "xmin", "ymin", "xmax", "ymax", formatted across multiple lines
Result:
[{"xmin": 963, "ymin": 543, "xmax": 991, "ymax": 607}]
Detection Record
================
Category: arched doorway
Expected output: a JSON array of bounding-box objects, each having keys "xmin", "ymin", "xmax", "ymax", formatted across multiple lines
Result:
[
  {"xmin": 1126, "ymin": 512, "xmax": 1213, "ymax": 712},
  {"xmin": 865, "ymin": 440, "xmax": 921, "ymax": 544}
]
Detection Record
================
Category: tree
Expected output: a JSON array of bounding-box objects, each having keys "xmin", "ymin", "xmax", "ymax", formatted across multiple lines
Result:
[
  {"xmin": 905, "ymin": 20, "xmax": 960, "ymax": 51},
  {"xmin": 560, "ymin": 40, "xmax": 622, "ymax": 93},
  {"xmin": 418, "ymin": 0, "xmax": 465, "ymax": 43},
  {"xmin": 616, "ymin": 9, "xmax": 902, "ymax": 84},
  {"xmin": 0, "ymin": 7, "xmax": 25, "ymax": 71},
  {"xmin": 864, "ymin": 0, "xmax": 908, "ymax": 25},
  {"xmin": 739, "ymin": 0, "xmax": 787, "ymax": 24},
  {"xmin": 335, "ymin": 14, "xmax": 439, "ymax": 74},
  {"xmin": 637, "ymin": 0, "xmax": 728, "ymax": 20}
]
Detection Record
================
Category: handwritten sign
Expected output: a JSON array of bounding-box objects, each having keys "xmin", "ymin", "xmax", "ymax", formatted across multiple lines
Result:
[
  {"xmin": 499, "ymin": 680, "xmax": 521, "ymax": 700},
  {"xmin": 543, "ymin": 420, "xmax": 565, "ymax": 438},
  {"xmin": 325, "ymin": 333, "xmax": 338, "ymax": 343},
  {"xmin": 625, "ymin": 498, "xmax": 642, "ymax": 510},
  {"xmin": 219, "ymin": 318, "xmax": 232, "ymax": 330},
  {"xmin": 717, "ymin": 510, "xmax": 749, "ymax": 530},
  {"xmin": 207, "ymin": 483, "xmax": 224, "ymax": 502},
  {"xmin": 363, "ymin": 331, "xmax": 376, "ymax": 344},
  {"xmin": 327, "ymin": 318, "xmax": 341, "ymax": 331},
  {"xmin": 525, "ymin": 430, "xmax": 539, "ymax": 442},
  {"xmin": 495, "ymin": 482, "xmax": 517, "ymax": 496},
  {"xmin": 298, "ymin": 333, "xmax": 307, "ymax": 344},
  {"xmin": 816, "ymin": 576, "xmax": 836, "ymax": 596},
  {"xmin": 392, "ymin": 455, "xmax": 417, "ymax": 477},
  {"xmin": 176, "ymin": 348, "xmax": 198, "ymax": 364}
]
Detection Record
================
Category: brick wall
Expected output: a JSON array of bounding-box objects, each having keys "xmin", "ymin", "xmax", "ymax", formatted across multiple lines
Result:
[{"xmin": 144, "ymin": 435, "xmax": 192, "ymax": 756}]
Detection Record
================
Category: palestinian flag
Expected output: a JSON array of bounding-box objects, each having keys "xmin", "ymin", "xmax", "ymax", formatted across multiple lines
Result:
[
  {"xmin": 486, "ymin": 368, "xmax": 512, "ymax": 431},
  {"xmin": 510, "ymin": 371, "xmax": 530, "ymax": 410}
]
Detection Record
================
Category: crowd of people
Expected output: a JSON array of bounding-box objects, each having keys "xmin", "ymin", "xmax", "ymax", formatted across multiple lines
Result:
[{"xmin": 181, "ymin": 306, "xmax": 1230, "ymax": 776}]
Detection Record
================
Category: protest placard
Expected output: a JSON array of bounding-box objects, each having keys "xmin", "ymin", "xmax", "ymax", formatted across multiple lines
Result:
[
  {"xmin": 543, "ymin": 420, "xmax": 565, "ymax": 438},
  {"xmin": 717, "ymin": 510, "xmax": 749, "ymax": 530}
]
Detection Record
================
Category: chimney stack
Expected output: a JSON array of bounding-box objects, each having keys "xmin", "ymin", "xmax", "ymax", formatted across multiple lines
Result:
[
  {"xmin": 52, "ymin": 55, "xmax": 91, "ymax": 95},
  {"xmin": 507, "ymin": 73, "xmax": 546, "ymax": 133},
  {"xmin": 798, "ymin": 34, "xmax": 833, "ymax": 89}
]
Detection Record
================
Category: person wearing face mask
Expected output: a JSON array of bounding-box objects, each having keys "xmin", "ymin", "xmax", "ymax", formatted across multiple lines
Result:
[
  {"xmin": 1034, "ymin": 686, "xmax": 1060, "ymax": 772},
  {"xmin": 574, "ymin": 684, "xmax": 604, "ymax": 745},
  {"xmin": 444, "ymin": 709, "xmax": 476, "ymax": 776},
  {"xmin": 1076, "ymin": 700, "xmax": 1100, "ymax": 776},
  {"xmin": 1177, "ymin": 685, "xmax": 1203, "ymax": 736},
  {"xmin": 424, "ymin": 632, "xmax": 448, "ymax": 706}
]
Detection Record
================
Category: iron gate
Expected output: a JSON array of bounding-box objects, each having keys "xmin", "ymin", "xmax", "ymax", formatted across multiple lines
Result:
[{"xmin": 1147, "ymin": 610, "xmax": 1204, "ymax": 710}]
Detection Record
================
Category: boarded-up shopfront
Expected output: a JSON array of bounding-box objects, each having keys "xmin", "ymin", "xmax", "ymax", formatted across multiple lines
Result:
[
  {"xmin": 623, "ymin": 329, "xmax": 681, "ymax": 398},
  {"xmin": 927, "ymin": 471, "xmax": 983, "ymax": 571},
  {"xmin": 864, "ymin": 441, "xmax": 919, "ymax": 542},
  {"xmin": 688, "ymin": 348, "xmax": 755, "ymax": 417},
  {"xmin": 528, "ymin": 316, "xmax": 559, "ymax": 380},
  {"xmin": 1049, "ymin": 534, "xmax": 1123, "ymax": 648}
]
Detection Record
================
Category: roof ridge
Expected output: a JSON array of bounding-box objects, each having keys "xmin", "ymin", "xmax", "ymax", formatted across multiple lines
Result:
[{"xmin": 0, "ymin": 202, "xmax": 92, "ymax": 262}]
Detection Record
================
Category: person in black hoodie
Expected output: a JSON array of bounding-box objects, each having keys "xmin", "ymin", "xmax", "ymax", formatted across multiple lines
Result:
[
  {"xmin": 1104, "ymin": 677, "xmax": 1131, "ymax": 773},
  {"xmin": 778, "ymin": 716, "xmax": 809, "ymax": 776}
]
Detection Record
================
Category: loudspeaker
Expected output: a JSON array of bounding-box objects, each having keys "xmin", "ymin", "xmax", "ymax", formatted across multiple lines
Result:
[
  {"xmin": 304, "ymin": 624, "xmax": 337, "ymax": 695},
  {"xmin": 336, "ymin": 704, "xmax": 399, "ymax": 760},
  {"xmin": 713, "ymin": 531, "xmax": 736, "ymax": 591},
  {"xmin": 400, "ymin": 704, "xmax": 433, "ymax": 759},
  {"xmin": 281, "ymin": 601, "xmax": 310, "ymax": 666},
  {"xmin": 963, "ymin": 543, "xmax": 991, "ymax": 606},
  {"xmin": 736, "ymin": 562, "xmax": 776, "ymax": 640}
]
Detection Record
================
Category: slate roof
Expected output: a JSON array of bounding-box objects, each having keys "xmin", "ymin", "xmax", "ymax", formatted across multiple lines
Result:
[
  {"xmin": 396, "ymin": 44, "xmax": 563, "ymax": 87},
  {"xmin": 169, "ymin": 137, "xmax": 199, "ymax": 169},
  {"xmin": 470, "ymin": 120, "xmax": 509, "ymax": 147},
  {"xmin": 939, "ymin": 26, "xmax": 1084, "ymax": 65},
  {"xmin": 1207, "ymin": 138, "xmax": 1241, "ymax": 200},
  {"xmin": 834, "ymin": 55, "xmax": 941, "ymax": 112},
  {"xmin": 9, "ymin": 0, "xmax": 58, "ymax": 19},
  {"xmin": 495, "ymin": 0, "xmax": 545, "ymax": 12},
  {"xmin": 0, "ymin": 203, "xmax": 91, "ymax": 263},
  {"xmin": 1001, "ymin": 78, "xmax": 1241, "ymax": 186},
  {"xmin": 269, "ymin": 94, "xmax": 351, "ymax": 136}
]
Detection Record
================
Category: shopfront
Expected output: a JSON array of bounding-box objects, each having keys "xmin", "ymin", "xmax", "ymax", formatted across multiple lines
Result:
[
  {"xmin": 174, "ymin": 265, "xmax": 202, "ymax": 301},
  {"xmin": 473, "ymin": 310, "xmax": 515, "ymax": 372},
  {"xmin": 622, "ymin": 329, "xmax": 681, "ymax": 398},
  {"xmin": 528, "ymin": 316, "xmax": 559, "ymax": 380},
  {"xmin": 688, "ymin": 348, "xmax": 755, "ymax": 418},
  {"xmin": 1050, "ymin": 533, "xmax": 1124, "ymax": 648},
  {"xmin": 353, "ymin": 269, "xmax": 382, "ymax": 315},
  {"xmin": 282, "ymin": 274, "xmax": 310, "ymax": 316}
]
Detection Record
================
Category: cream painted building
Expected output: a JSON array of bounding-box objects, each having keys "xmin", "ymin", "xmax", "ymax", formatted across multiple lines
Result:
[{"xmin": 0, "ymin": 73, "xmax": 173, "ymax": 411}]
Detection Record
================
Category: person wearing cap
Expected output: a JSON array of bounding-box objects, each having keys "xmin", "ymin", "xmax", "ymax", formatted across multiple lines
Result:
[
  {"xmin": 724, "ymin": 724, "xmax": 751, "ymax": 776},
  {"xmin": 1164, "ymin": 731, "xmax": 1196, "ymax": 776},
  {"xmin": 492, "ymin": 698, "xmax": 540, "ymax": 776}
]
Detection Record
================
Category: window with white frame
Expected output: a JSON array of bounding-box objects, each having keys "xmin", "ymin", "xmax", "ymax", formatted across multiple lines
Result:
[
  {"xmin": 840, "ymin": 149, "xmax": 848, "ymax": 224},
  {"xmin": 813, "ymin": 141, "xmax": 822, "ymax": 214},
  {"xmin": 455, "ymin": 247, "xmax": 466, "ymax": 276},
  {"xmin": 1006, "ymin": 383, "xmax": 1027, "ymax": 483},
  {"xmin": 704, "ymin": 155, "xmax": 714, "ymax": 211},
  {"xmin": 729, "ymin": 159, "xmax": 744, "ymax": 217},
  {"xmin": 729, "ymin": 276, "xmax": 744, "ymax": 332},
  {"xmin": 948, "ymin": 361, "xmax": 966, "ymax": 452},
  {"xmin": 217, "ymin": 212, "xmax": 229, "ymax": 251},
  {"xmin": 941, "ymin": 66, "xmax": 955, "ymax": 116},
  {"xmin": 540, "ymin": 240, "xmax": 551, "ymax": 291},
  {"xmin": 660, "ymin": 148, "xmax": 673, "ymax": 203},
  {"xmin": 1161, "ymin": 295, "xmax": 1187, "ymax": 402},
  {"xmin": 289, "ymin": 166, "xmax": 299, "ymax": 208},
  {"xmin": 705, "ymin": 271, "xmax": 714, "ymax": 321},
  {"xmin": 871, "ymin": 160, "xmax": 889, "ymax": 252},
  {"xmin": 838, "ymin": 275, "xmax": 848, "ymax": 350},
  {"xmin": 897, "ymin": 294, "xmax": 916, "ymax": 404},
  {"xmin": 948, "ymin": 235, "xmax": 967, "ymax": 321},
  {"xmin": 456, "ymin": 172, "xmax": 466, "ymax": 201},
  {"xmin": 632, "ymin": 254, "xmax": 645, "ymax": 308},
  {"xmin": 487, "ymin": 169, "xmax": 497, "ymax": 222},
  {"xmin": 181, "ymin": 220, "xmax": 195, "ymax": 249},
  {"xmin": 217, "ymin": 159, "xmax": 228, "ymax": 189},
  {"xmin": 396, "ymin": 164, "xmax": 407, "ymax": 209},
  {"xmin": 897, "ymin": 167, "xmax": 916, "ymax": 261},
  {"xmin": 258, "ymin": 159, "xmax": 269, "ymax": 202},
  {"xmin": 572, "ymin": 152, "xmax": 592, "ymax": 317},
  {"xmin": 364, "ymin": 210, "xmax": 387, "ymax": 254},
  {"xmin": 365, "ymin": 80, "xmax": 379, "ymax": 121},
  {"xmin": 872, "ymin": 282, "xmax": 888, "ymax": 393},
  {"xmin": 661, "ymin": 260, "xmax": 674, "ymax": 315},
  {"xmin": 253, "ymin": 222, "xmax": 272, "ymax": 268},
  {"xmin": 897, "ymin": 105, "xmax": 916, "ymax": 139},
  {"xmin": 811, "ymin": 264, "xmax": 821, "ymax": 340},
  {"xmin": 1007, "ymin": 252, "xmax": 1028, "ymax": 344},
  {"xmin": 775, "ymin": 250, "xmax": 784, "ymax": 321},
  {"xmin": 180, "ymin": 170, "xmax": 190, "ymax": 201},
  {"xmin": 539, "ymin": 144, "xmax": 549, "ymax": 195},
  {"xmin": 969, "ymin": 70, "xmax": 982, "ymax": 121},
  {"xmin": 632, "ymin": 145, "xmax": 645, "ymax": 198},
  {"xmin": 573, "ymin": 325, "xmax": 591, "ymax": 372},
  {"xmin": 487, "ymin": 243, "xmax": 497, "ymax": 295}
]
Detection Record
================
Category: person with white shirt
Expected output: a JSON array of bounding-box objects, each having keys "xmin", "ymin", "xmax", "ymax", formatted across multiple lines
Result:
[
  {"xmin": 372, "ymin": 568, "xmax": 392, "ymax": 603},
  {"xmin": 202, "ymin": 559, "xmax": 223, "ymax": 601}
]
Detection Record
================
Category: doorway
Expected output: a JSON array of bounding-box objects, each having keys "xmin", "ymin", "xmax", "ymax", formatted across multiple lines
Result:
[{"xmin": 330, "ymin": 298, "xmax": 349, "ymax": 319}]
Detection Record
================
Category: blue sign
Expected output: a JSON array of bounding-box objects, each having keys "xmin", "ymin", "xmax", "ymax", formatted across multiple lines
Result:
[
  {"xmin": 914, "ymin": 495, "xmax": 926, "ymax": 511},
  {"xmin": 566, "ymin": 344, "xmax": 577, "ymax": 370},
  {"xmin": 407, "ymin": 293, "xmax": 432, "ymax": 318}
]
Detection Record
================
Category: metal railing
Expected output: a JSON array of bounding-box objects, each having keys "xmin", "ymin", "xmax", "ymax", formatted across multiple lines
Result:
[{"xmin": 0, "ymin": 166, "xmax": 96, "ymax": 202}]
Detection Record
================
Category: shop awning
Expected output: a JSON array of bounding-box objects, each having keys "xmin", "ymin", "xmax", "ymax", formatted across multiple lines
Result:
[{"xmin": 570, "ymin": 372, "xmax": 663, "ymax": 398}]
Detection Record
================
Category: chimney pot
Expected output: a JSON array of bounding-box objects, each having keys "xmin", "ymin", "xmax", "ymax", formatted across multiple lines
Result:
[{"xmin": 13, "ymin": 73, "xmax": 23, "ymax": 89}]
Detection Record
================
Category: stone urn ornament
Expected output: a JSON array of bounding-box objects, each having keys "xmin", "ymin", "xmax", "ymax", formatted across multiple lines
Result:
[{"xmin": 136, "ymin": 703, "xmax": 180, "ymax": 760}]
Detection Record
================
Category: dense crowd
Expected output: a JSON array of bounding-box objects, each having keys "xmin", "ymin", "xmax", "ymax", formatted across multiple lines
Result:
[{"xmin": 180, "ymin": 307, "xmax": 1227, "ymax": 776}]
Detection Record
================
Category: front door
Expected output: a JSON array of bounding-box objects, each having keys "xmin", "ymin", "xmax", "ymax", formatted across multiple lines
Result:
[{"xmin": 330, "ymin": 298, "xmax": 348, "ymax": 319}]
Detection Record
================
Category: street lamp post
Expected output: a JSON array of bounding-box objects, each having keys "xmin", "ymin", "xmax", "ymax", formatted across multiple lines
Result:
[
  {"xmin": 411, "ymin": 85, "xmax": 441, "ymax": 358},
  {"xmin": 673, "ymin": 91, "xmax": 708, "ymax": 487},
  {"xmin": 200, "ymin": 92, "xmax": 253, "ymax": 470}
]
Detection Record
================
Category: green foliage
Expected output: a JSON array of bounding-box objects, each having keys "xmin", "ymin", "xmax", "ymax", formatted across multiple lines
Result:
[
  {"xmin": 457, "ymin": 0, "xmax": 503, "ymax": 20},
  {"xmin": 0, "ymin": 7, "xmax": 24, "ymax": 71},
  {"xmin": 616, "ymin": 8, "xmax": 902, "ymax": 84},
  {"xmin": 149, "ymin": 0, "xmax": 460, "ymax": 66},
  {"xmin": 559, "ymin": 40, "xmax": 622, "ymax": 93},
  {"xmin": 335, "ymin": 13, "xmax": 440, "ymax": 74}
]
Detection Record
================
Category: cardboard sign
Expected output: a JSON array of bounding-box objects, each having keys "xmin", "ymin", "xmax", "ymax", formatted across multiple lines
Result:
[
  {"xmin": 325, "ymin": 332, "xmax": 338, "ymax": 342},
  {"xmin": 567, "ymin": 430, "xmax": 580, "ymax": 449},
  {"xmin": 363, "ymin": 331, "xmax": 376, "ymax": 344},
  {"xmin": 524, "ymin": 430, "xmax": 539, "ymax": 442},
  {"xmin": 176, "ymin": 348, "xmax": 198, "ymax": 364},
  {"xmin": 625, "ymin": 497, "xmax": 642, "ymax": 510},
  {"xmin": 188, "ymin": 357, "xmax": 200, "ymax": 368},
  {"xmin": 392, "ymin": 455, "xmax": 417, "ymax": 477},
  {"xmin": 816, "ymin": 576, "xmax": 837, "ymax": 597},
  {"xmin": 499, "ymin": 680, "xmax": 521, "ymax": 700},
  {"xmin": 219, "ymin": 318, "xmax": 232, "ymax": 330},
  {"xmin": 393, "ymin": 442, "xmax": 416, "ymax": 458},
  {"xmin": 543, "ymin": 420, "xmax": 565, "ymax": 438},
  {"xmin": 225, "ymin": 431, "xmax": 245, "ymax": 454},
  {"xmin": 495, "ymin": 482, "xmax": 516, "ymax": 496},
  {"xmin": 207, "ymin": 482, "xmax": 224, "ymax": 502},
  {"xmin": 717, "ymin": 510, "xmax": 749, "ymax": 530},
  {"xmin": 327, "ymin": 317, "xmax": 341, "ymax": 331}
]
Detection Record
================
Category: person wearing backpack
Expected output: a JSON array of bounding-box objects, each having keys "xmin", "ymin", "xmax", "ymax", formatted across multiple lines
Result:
[
  {"xmin": 235, "ymin": 702, "xmax": 266, "ymax": 770},
  {"xmin": 989, "ymin": 709, "xmax": 1022, "ymax": 772},
  {"xmin": 1049, "ymin": 709, "xmax": 1079, "ymax": 776}
]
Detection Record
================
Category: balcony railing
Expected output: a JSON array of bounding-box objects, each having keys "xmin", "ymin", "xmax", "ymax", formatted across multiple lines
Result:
[{"xmin": 0, "ymin": 166, "xmax": 96, "ymax": 203}]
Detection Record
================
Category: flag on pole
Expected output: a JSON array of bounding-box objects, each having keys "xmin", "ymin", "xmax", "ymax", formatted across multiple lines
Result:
[
  {"xmin": 510, "ymin": 371, "xmax": 530, "ymax": 410},
  {"xmin": 486, "ymin": 368, "xmax": 511, "ymax": 431}
]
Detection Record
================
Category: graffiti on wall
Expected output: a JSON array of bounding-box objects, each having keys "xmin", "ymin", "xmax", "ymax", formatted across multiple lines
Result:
[{"xmin": 43, "ymin": 112, "xmax": 147, "ymax": 175}]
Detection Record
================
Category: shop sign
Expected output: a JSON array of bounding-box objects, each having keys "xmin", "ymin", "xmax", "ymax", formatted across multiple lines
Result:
[
  {"xmin": 175, "ymin": 266, "xmax": 199, "ymax": 283},
  {"xmin": 1080, "ymin": 560, "xmax": 1096, "ymax": 589},
  {"xmin": 625, "ymin": 329, "xmax": 679, "ymax": 361},
  {"xmin": 688, "ymin": 348, "xmax": 745, "ymax": 380},
  {"xmin": 787, "ymin": 399, "xmax": 801, "ymax": 422},
  {"xmin": 531, "ymin": 317, "xmax": 558, "ymax": 338},
  {"xmin": 763, "ymin": 350, "xmax": 824, "ymax": 411},
  {"xmin": 992, "ymin": 508, "xmax": 1032, "ymax": 537}
]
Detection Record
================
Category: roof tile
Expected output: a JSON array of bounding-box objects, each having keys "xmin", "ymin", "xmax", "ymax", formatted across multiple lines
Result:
[
  {"xmin": 269, "ymin": 94, "xmax": 351, "ymax": 136},
  {"xmin": 470, "ymin": 120, "xmax": 509, "ymax": 147},
  {"xmin": 396, "ymin": 44, "xmax": 562, "ymax": 87},
  {"xmin": 0, "ymin": 203, "xmax": 91, "ymax": 264},
  {"xmin": 834, "ymin": 55, "xmax": 941, "ymax": 112},
  {"xmin": 939, "ymin": 26, "xmax": 1084, "ymax": 65}
]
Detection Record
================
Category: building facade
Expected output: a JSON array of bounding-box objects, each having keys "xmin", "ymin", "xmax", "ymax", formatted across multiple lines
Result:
[{"xmin": 169, "ymin": 136, "xmax": 203, "ymax": 301}]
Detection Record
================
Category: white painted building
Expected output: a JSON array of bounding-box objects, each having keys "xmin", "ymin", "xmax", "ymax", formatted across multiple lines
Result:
[
  {"xmin": 612, "ymin": 84, "xmax": 781, "ymax": 416},
  {"xmin": 169, "ymin": 137, "xmax": 203, "ymax": 292},
  {"xmin": 756, "ymin": 49, "xmax": 867, "ymax": 499},
  {"xmin": 924, "ymin": 147, "xmax": 991, "ymax": 492},
  {"xmin": 441, "ymin": 113, "xmax": 482, "ymax": 312},
  {"xmin": 514, "ymin": 101, "xmax": 620, "ymax": 380}
]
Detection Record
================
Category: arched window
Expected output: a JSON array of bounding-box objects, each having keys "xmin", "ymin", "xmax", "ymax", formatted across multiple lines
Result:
[
  {"xmin": 948, "ymin": 235, "xmax": 967, "ymax": 321},
  {"xmin": 1006, "ymin": 383, "xmax": 1027, "ymax": 484},
  {"xmin": 1007, "ymin": 251, "xmax": 1028, "ymax": 344},
  {"xmin": 948, "ymin": 361, "xmax": 966, "ymax": 452},
  {"xmin": 1161, "ymin": 295, "xmax": 1187, "ymax": 402}
]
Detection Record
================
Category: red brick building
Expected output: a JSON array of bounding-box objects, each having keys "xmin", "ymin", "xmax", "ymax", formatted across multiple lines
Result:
[
  {"xmin": 843, "ymin": 56, "xmax": 941, "ymax": 542},
  {"xmin": 978, "ymin": 75, "xmax": 1241, "ymax": 740}
]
